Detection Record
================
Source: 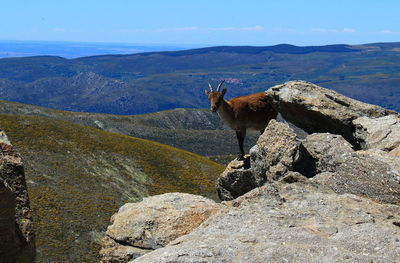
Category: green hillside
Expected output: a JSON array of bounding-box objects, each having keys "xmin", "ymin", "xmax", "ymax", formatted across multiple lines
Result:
[
  {"xmin": 0, "ymin": 100, "xmax": 260, "ymax": 157},
  {"xmin": 0, "ymin": 114, "xmax": 223, "ymax": 263}
]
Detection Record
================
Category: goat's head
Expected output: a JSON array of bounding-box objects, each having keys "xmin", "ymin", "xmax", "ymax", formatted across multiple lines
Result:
[{"xmin": 205, "ymin": 80, "xmax": 227, "ymax": 112}]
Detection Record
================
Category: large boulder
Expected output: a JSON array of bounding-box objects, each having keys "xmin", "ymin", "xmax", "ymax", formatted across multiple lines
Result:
[
  {"xmin": 129, "ymin": 182, "xmax": 400, "ymax": 263},
  {"xmin": 303, "ymin": 133, "xmax": 400, "ymax": 204},
  {"xmin": 216, "ymin": 120, "xmax": 314, "ymax": 201},
  {"xmin": 265, "ymin": 81, "xmax": 397, "ymax": 149},
  {"xmin": 216, "ymin": 81, "xmax": 400, "ymax": 203},
  {"xmin": 250, "ymin": 120, "xmax": 315, "ymax": 180},
  {"xmin": 100, "ymin": 193, "xmax": 222, "ymax": 263},
  {"xmin": 215, "ymin": 156, "xmax": 258, "ymax": 201},
  {"xmin": 353, "ymin": 114, "xmax": 400, "ymax": 154},
  {"xmin": 0, "ymin": 130, "xmax": 35, "ymax": 263}
]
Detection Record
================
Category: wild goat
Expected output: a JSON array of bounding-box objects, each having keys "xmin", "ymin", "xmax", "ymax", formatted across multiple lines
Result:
[{"xmin": 205, "ymin": 80, "xmax": 277, "ymax": 159}]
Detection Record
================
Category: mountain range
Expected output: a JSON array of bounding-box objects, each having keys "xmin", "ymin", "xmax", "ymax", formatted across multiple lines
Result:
[{"xmin": 0, "ymin": 42, "xmax": 399, "ymax": 114}]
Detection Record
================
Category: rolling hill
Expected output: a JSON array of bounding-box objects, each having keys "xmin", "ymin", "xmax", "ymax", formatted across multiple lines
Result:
[
  {"xmin": 0, "ymin": 114, "xmax": 223, "ymax": 263},
  {"xmin": 0, "ymin": 100, "xmax": 260, "ymax": 157},
  {"xmin": 0, "ymin": 43, "xmax": 399, "ymax": 114}
]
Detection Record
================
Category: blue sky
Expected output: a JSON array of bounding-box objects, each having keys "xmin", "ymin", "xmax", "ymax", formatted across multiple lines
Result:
[{"xmin": 1, "ymin": 0, "xmax": 400, "ymax": 46}]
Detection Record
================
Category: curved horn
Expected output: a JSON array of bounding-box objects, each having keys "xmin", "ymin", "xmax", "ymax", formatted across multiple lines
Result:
[
  {"xmin": 216, "ymin": 80, "xmax": 225, "ymax": 91},
  {"xmin": 208, "ymin": 82, "xmax": 213, "ymax": 91}
]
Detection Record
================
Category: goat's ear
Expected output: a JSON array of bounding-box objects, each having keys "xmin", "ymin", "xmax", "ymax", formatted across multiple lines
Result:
[
  {"xmin": 205, "ymin": 90, "xmax": 210, "ymax": 96},
  {"xmin": 222, "ymin": 88, "xmax": 227, "ymax": 96}
]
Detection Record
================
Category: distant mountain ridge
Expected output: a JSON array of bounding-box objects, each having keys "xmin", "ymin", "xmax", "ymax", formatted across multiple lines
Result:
[
  {"xmin": 109, "ymin": 43, "xmax": 358, "ymax": 57},
  {"xmin": 0, "ymin": 42, "xmax": 399, "ymax": 113}
]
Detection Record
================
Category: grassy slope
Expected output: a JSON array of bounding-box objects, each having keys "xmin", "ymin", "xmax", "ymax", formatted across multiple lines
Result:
[
  {"xmin": 0, "ymin": 100, "xmax": 260, "ymax": 157},
  {"xmin": 0, "ymin": 114, "xmax": 223, "ymax": 263}
]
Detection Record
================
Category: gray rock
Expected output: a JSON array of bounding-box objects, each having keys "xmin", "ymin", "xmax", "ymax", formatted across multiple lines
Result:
[
  {"xmin": 353, "ymin": 114, "xmax": 400, "ymax": 153},
  {"xmin": 216, "ymin": 155, "xmax": 263, "ymax": 201},
  {"xmin": 251, "ymin": 120, "xmax": 315, "ymax": 180},
  {"xmin": 130, "ymin": 182, "xmax": 400, "ymax": 263},
  {"xmin": 100, "ymin": 193, "xmax": 222, "ymax": 263},
  {"xmin": 216, "ymin": 120, "xmax": 315, "ymax": 201},
  {"xmin": 358, "ymin": 148, "xmax": 400, "ymax": 171},
  {"xmin": 303, "ymin": 133, "xmax": 400, "ymax": 204},
  {"xmin": 0, "ymin": 130, "xmax": 35, "ymax": 263},
  {"xmin": 265, "ymin": 81, "xmax": 397, "ymax": 148}
]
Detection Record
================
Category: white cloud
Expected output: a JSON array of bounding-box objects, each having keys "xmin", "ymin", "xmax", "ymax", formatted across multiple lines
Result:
[
  {"xmin": 343, "ymin": 28, "xmax": 356, "ymax": 33},
  {"xmin": 241, "ymin": 25, "xmax": 264, "ymax": 32}
]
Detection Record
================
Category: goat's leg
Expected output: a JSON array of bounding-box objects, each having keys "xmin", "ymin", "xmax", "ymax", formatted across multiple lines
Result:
[{"xmin": 235, "ymin": 129, "xmax": 246, "ymax": 160}]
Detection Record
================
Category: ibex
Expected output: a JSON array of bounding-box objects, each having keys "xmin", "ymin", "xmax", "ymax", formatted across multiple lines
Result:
[{"xmin": 205, "ymin": 80, "xmax": 277, "ymax": 160}]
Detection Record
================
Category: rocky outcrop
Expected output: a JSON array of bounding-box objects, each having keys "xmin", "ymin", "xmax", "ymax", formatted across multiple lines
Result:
[
  {"xmin": 217, "ymin": 81, "xmax": 400, "ymax": 202},
  {"xmin": 104, "ymin": 81, "xmax": 400, "ymax": 263},
  {"xmin": 130, "ymin": 183, "xmax": 400, "ymax": 263},
  {"xmin": 218, "ymin": 119, "xmax": 400, "ymax": 204},
  {"xmin": 265, "ymin": 81, "xmax": 397, "ymax": 149},
  {"xmin": 304, "ymin": 133, "xmax": 400, "ymax": 204},
  {"xmin": 216, "ymin": 156, "xmax": 261, "ymax": 201},
  {"xmin": 100, "ymin": 193, "xmax": 222, "ymax": 263},
  {"xmin": 353, "ymin": 114, "xmax": 400, "ymax": 154},
  {"xmin": 0, "ymin": 130, "xmax": 35, "ymax": 263},
  {"xmin": 217, "ymin": 120, "xmax": 314, "ymax": 201}
]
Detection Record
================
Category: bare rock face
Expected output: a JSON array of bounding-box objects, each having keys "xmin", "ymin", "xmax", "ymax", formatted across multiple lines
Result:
[
  {"xmin": 303, "ymin": 133, "xmax": 400, "ymax": 205},
  {"xmin": 216, "ymin": 120, "xmax": 314, "ymax": 201},
  {"xmin": 353, "ymin": 114, "xmax": 400, "ymax": 153},
  {"xmin": 0, "ymin": 130, "xmax": 35, "ymax": 263},
  {"xmin": 100, "ymin": 193, "xmax": 222, "ymax": 263},
  {"xmin": 106, "ymin": 81, "xmax": 399, "ymax": 263},
  {"xmin": 265, "ymin": 81, "xmax": 397, "ymax": 149},
  {"xmin": 250, "ymin": 120, "xmax": 315, "ymax": 180},
  {"xmin": 216, "ymin": 156, "xmax": 262, "ymax": 201},
  {"xmin": 129, "ymin": 182, "xmax": 400, "ymax": 263}
]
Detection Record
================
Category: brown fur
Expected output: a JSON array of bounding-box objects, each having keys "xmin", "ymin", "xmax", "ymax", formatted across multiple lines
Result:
[
  {"xmin": 228, "ymin": 92, "xmax": 277, "ymax": 131},
  {"xmin": 206, "ymin": 83, "xmax": 277, "ymax": 159}
]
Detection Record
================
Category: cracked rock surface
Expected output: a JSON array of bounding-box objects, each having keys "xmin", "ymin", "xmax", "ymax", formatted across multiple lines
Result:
[
  {"xmin": 100, "ymin": 193, "xmax": 222, "ymax": 263},
  {"xmin": 304, "ymin": 133, "xmax": 400, "ymax": 204},
  {"xmin": 217, "ymin": 120, "xmax": 314, "ymax": 201},
  {"xmin": 265, "ymin": 81, "xmax": 397, "ymax": 148},
  {"xmin": 130, "ymin": 182, "xmax": 400, "ymax": 263}
]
